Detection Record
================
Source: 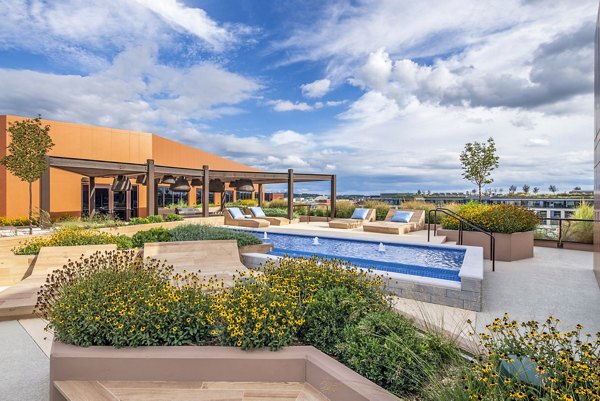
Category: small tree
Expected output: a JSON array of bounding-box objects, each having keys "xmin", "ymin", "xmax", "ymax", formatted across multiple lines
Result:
[
  {"xmin": 548, "ymin": 185, "xmax": 557, "ymax": 194},
  {"xmin": 509, "ymin": 185, "xmax": 517, "ymax": 194},
  {"xmin": 573, "ymin": 186, "xmax": 582, "ymax": 191},
  {"xmin": 0, "ymin": 115, "xmax": 54, "ymax": 234},
  {"xmin": 522, "ymin": 184, "xmax": 530, "ymax": 194},
  {"xmin": 533, "ymin": 187, "xmax": 539, "ymax": 194},
  {"xmin": 459, "ymin": 137, "xmax": 500, "ymax": 201}
]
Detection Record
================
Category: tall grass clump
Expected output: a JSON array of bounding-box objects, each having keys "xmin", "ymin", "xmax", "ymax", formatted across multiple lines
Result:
[
  {"xmin": 335, "ymin": 200, "xmax": 356, "ymax": 218},
  {"xmin": 563, "ymin": 202, "xmax": 594, "ymax": 243},
  {"xmin": 363, "ymin": 200, "xmax": 391, "ymax": 221}
]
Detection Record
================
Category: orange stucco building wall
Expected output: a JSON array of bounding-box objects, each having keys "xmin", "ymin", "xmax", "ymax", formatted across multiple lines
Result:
[{"xmin": 0, "ymin": 115, "xmax": 258, "ymax": 219}]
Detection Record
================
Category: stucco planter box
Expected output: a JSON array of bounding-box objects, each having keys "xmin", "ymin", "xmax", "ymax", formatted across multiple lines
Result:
[
  {"xmin": 437, "ymin": 229, "xmax": 534, "ymax": 261},
  {"xmin": 239, "ymin": 243, "xmax": 273, "ymax": 255},
  {"xmin": 50, "ymin": 341, "xmax": 399, "ymax": 401}
]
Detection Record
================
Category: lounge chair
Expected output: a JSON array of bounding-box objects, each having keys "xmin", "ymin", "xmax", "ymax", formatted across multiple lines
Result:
[
  {"xmin": 245, "ymin": 206, "xmax": 296, "ymax": 226},
  {"xmin": 328, "ymin": 208, "xmax": 376, "ymax": 229},
  {"xmin": 224, "ymin": 207, "xmax": 270, "ymax": 228},
  {"xmin": 363, "ymin": 209, "xmax": 425, "ymax": 235}
]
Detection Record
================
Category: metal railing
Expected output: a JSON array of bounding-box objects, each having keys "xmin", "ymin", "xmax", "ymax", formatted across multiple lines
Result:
[
  {"xmin": 535, "ymin": 217, "xmax": 595, "ymax": 248},
  {"xmin": 427, "ymin": 208, "xmax": 496, "ymax": 272}
]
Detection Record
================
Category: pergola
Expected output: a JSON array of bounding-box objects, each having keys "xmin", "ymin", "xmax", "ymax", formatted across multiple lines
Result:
[{"xmin": 41, "ymin": 156, "xmax": 337, "ymax": 219}]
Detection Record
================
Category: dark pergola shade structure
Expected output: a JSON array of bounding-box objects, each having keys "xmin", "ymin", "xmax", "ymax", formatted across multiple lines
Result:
[{"xmin": 41, "ymin": 156, "xmax": 336, "ymax": 220}]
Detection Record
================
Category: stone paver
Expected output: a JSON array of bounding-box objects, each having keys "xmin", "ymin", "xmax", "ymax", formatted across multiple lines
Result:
[{"xmin": 0, "ymin": 320, "xmax": 49, "ymax": 401}]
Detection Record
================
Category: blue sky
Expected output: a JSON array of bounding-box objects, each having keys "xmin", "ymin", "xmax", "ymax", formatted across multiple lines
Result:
[{"xmin": 0, "ymin": 0, "xmax": 597, "ymax": 194}]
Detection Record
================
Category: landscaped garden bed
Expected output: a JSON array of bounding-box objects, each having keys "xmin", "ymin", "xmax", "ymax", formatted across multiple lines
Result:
[
  {"xmin": 438, "ymin": 203, "xmax": 539, "ymax": 261},
  {"xmin": 12, "ymin": 224, "xmax": 262, "ymax": 255},
  {"xmin": 38, "ymin": 248, "xmax": 599, "ymax": 401}
]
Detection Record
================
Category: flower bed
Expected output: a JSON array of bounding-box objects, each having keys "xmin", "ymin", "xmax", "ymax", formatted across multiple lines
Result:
[
  {"xmin": 39, "ymin": 252, "xmax": 459, "ymax": 399},
  {"xmin": 12, "ymin": 226, "xmax": 132, "ymax": 255}
]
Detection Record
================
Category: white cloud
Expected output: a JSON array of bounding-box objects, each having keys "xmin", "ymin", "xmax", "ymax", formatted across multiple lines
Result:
[
  {"xmin": 267, "ymin": 99, "xmax": 313, "ymax": 112},
  {"xmin": 270, "ymin": 130, "xmax": 311, "ymax": 146},
  {"xmin": 337, "ymin": 91, "xmax": 400, "ymax": 124},
  {"xmin": 300, "ymin": 78, "xmax": 331, "ymax": 98},
  {"xmin": 0, "ymin": 45, "xmax": 261, "ymax": 131},
  {"xmin": 133, "ymin": 0, "xmax": 233, "ymax": 51},
  {"xmin": 527, "ymin": 138, "xmax": 550, "ymax": 147}
]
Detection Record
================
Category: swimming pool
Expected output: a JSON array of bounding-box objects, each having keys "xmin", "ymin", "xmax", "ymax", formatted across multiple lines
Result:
[{"xmin": 245, "ymin": 231, "xmax": 465, "ymax": 282}]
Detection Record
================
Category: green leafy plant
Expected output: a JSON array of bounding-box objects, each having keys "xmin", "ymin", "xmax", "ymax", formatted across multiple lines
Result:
[
  {"xmin": 168, "ymin": 224, "xmax": 262, "ymax": 247},
  {"xmin": 262, "ymin": 207, "xmax": 299, "ymax": 218},
  {"xmin": 264, "ymin": 199, "xmax": 288, "ymax": 209},
  {"xmin": 131, "ymin": 227, "xmax": 172, "ymax": 248},
  {"xmin": 339, "ymin": 311, "xmax": 449, "ymax": 396},
  {"xmin": 0, "ymin": 115, "xmax": 54, "ymax": 234},
  {"xmin": 37, "ymin": 250, "xmax": 212, "ymax": 347},
  {"xmin": 163, "ymin": 213, "xmax": 183, "ymax": 222},
  {"xmin": 363, "ymin": 200, "xmax": 391, "ymax": 221},
  {"xmin": 459, "ymin": 137, "xmax": 500, "ymax": 201},
  {"xmin": 299, "ymin": 286, "xmax": 376, "ymax": 356},
  {"xmin": 12, "ymin": 226, "xmax": 132, "ymax": 255}
]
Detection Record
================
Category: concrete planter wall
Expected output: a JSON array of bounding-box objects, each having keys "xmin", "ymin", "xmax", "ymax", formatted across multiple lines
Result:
[
  {"xmin": 437, "ymin": 229, "xmax": 534, "ymax": 261},
  {"xmin": 238, "ymin": 243, "xmax": 273, "ymax": 255},
  {"xmin": 299, "ymin": 216, "xmax": 330, "ymax": 222},
  {"xmin": 50, "ymin": 342, "xmax": 399, "ymax": 401}
]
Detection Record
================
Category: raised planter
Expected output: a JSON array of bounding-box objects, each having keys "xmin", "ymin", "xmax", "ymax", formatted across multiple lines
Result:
[
  {"xmin": 50, "ymin": 341, "xmax": 399, "ymax": 401},
  {"xmin": 239, "ymin": 243, "xmax": 273, "ymax": 255},
  {"xmin": 437, "ymin": 229, "xmax": 533, "ymax": 261}
]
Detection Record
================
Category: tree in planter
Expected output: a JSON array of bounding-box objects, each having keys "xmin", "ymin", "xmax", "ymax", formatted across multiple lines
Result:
[
  {"xmin": 459, "ymin": 137, "xmax": 500, "ymax": 202},
  {"xmin": 532, "ymin": 187, "xmax": 539, "ymax": 194},
  {"xmin": 548, "ymin": 185, "xmax": 557, "ymax": 194},
  {"xmin": 0, "ymin": 115, "xmax": 54, "ymax": 234},
  {"xmin": 522, "ymin": 184, "xmax": 530, "ymax": 194},
  {"xmin": 508, "ymin": 185, "xmax": 516, "ymax": 194}
]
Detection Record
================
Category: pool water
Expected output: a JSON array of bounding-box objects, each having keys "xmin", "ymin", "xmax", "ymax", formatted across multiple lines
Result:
[{"xmin": 246, "ymin": 231, "xmax": 465, "ymax": 282}]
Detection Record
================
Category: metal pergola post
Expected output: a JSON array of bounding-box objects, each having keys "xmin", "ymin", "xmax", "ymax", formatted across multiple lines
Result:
[
  {"xmin": 287, "ymin": 169, "xmax": 294, "ymax": 220},
  {"xmin": 330, "ymin": 175, "xmax": 336, "ymax": 219},
  {"xmin": 146, "ymin": 159, "xmax": 155, "ymax": 216},
  {"xmin": 202, "ymin": 165, "xmax": 210, "ymax": 217}
]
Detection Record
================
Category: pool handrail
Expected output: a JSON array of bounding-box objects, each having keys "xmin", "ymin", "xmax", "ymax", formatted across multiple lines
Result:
[{"xmin": 427, "ymin": 208, "xmax": 496, "ymax": 272}]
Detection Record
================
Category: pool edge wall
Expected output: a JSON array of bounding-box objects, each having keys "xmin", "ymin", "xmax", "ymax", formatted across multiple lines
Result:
[
  {"xmin": 49, "ymin": 342, "xmax": 400, "ymax": 401},
  {"xmin": 241, "ymin": 249, "xmax": 483, "ymax": 312}
]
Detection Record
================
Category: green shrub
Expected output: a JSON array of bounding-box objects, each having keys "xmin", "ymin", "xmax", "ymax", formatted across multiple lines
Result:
[
  {"xmin": 339, "ymin": 311, "xmax": 442, "ymax": 396},
  {"xmin": 13, "ymin": 226, "xmax": 131, "ymax": 255},
  {"xmin": 441, "ymin": 202, "xmax": 538, "ymax": 233},
  {"xmin": 163, "ymin": 213, "xmax": 183, "ymax": 222},
  {"xmin": 309, "ymin": 207, "xmax": 329, "ymax": 217},
  {"xmin": 262, "ymin": 207, "xmax": 299, "ymax": 218},
  {"xmin": 131, "ymin": 227, "xmax": 172, "ymax": 248},
  {"xmin": 37, "ymin": 250, "xmax": 212, "ymax": 347},
  {"xmin": 168, "ymin": 224, "xmax": 262, "ymax": 247},
  {"xmin": 299, "ymin": 286, "xmax": 375, "ymax": 356},
  {"xmin": 128, "ymin": 217, "xmax": 149, "ymax": 225},
  {"xmin": 335, "ymin": 200, "xmax": 356, "ymax": 218},
  {"xmin": 363, "ymin": 200, "xmax": 391, "ymax": 221},
  {"xmin": 146, "ymin": 215, "xmax": 164, "ymax": 223}
]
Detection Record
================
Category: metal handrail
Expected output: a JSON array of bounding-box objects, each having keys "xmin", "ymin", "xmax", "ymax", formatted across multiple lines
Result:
[{"xmin": 427, "ymin": 208, "xmax": 496, "ymax": 272}]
